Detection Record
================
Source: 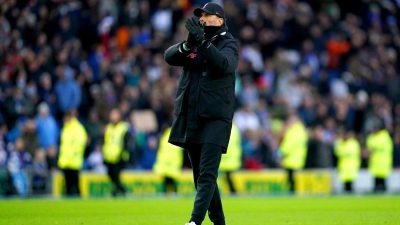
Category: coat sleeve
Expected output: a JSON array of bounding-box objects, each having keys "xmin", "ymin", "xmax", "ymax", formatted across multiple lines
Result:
[
  {"xmin": 164, "ymin": 42, "xmax": 188, "ymax": 67},
  {"xmin": 197, "ymin": 39, "xmax": 239, "ymax": 74}
]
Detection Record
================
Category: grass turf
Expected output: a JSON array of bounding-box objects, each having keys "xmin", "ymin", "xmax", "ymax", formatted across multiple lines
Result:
[{"xmin": 0, "ymin": 195, "xmax": 399, "ymax": 225}]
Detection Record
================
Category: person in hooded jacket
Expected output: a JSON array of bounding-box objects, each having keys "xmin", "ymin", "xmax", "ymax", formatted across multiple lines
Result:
[
  {"xmin": 164, "ymin": 3, "xmax": 238, "ymax": 225},
  {"xmin": 366, "ymin": 119, "xmax": 393, "ymax": 193}
]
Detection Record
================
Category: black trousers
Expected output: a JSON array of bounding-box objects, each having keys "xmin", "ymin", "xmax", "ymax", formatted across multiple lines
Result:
[
  {"xmin": 106, "ymin": 162, "xmax": 126, "ymax": 195},
  {"xmin": 374, "ymin": 177, "xmax": 386, "ymax": 192},
  {"xmin": 224, "ymin": 171, "xmax": 236, "ymax": 194},
  {"xmin": 286, "ymin": 169, "xmax": 295, "ymax": 192},
  {"xmin": 344, "ymin": 181, "xmax": 353, "ymax": 193},
  {"xmin": 62, "ymin": 169, "xmax": 80, "ymax": 196},
  {"xmin": 187, "ymin": 143, "xmax": 225, "ymax": 225},
  {"xmin": 164, "ymin": 176, "xmax": 177, "ymax": 193}
]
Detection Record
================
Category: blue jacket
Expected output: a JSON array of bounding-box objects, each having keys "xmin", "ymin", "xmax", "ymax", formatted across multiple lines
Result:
[
  {"xmin": 54, "ymin": 74, "xmax": 81, "ymax": 112},
  {"xmin": 35, "ymin": 115, "xmax": 59, "ymax": 149}
]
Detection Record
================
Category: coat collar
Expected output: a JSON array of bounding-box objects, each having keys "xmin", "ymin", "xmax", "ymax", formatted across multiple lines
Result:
[{"xmin": 206, "ymin": 24, "xmax": 228, "ymax": 42}]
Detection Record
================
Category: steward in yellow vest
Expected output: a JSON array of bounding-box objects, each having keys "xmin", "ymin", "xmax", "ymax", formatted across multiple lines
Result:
[
  {"xmin": 58, "ymin": 110, "xmax": 87, "ymax": 196},
  {"xmin": 103, "ymin": 121, "xmax": 129, "ymax": 164},
  {"xmin": 334, "ymin": 129, "xmax": 360, "ymax": 192},
  {"xmin": 102, "ymin": 109, "xmax": 129, "ymax": 196},
  {"xmin": 219, "ymin": 123, "xmax": 242, "ymax": 194},
  {"xmin": 279, "ymin": 113, "xmax": 308, "ymax": 192},
  {"xmin": 366, "ymin": 122, "xmax": 393, "ymax": 192},
  {"xmin": 153, "ymin": 127, "xmax": 183, "ymax": 194}
]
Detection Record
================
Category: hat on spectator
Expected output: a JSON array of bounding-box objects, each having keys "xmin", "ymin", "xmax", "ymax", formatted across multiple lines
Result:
[{"xmin": 194, "ymin": 2, "xmax": 225, "ymax": 19}]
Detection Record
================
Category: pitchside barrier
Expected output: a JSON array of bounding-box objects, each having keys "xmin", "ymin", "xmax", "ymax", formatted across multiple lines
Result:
[{"xmin": 52, "ymin": 169, "xmax": 400, "ymax": 197}]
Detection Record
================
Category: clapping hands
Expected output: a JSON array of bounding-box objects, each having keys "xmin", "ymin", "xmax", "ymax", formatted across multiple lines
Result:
[{"xmin": 185, "ymin": 17, "xmax": 206, "ymax": 47}]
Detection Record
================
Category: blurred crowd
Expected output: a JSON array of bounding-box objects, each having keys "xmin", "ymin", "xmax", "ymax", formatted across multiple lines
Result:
[{"xmin": 1, "ymin": 0, "xmax": 400, "ymax": 196}]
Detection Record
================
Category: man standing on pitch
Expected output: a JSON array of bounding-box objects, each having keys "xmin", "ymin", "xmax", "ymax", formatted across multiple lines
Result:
[
  {"xmin": 58, "ymin": 109, "xmax": 87, "ymax": 196},
  {"xmin": 103, "ymin": 108, "xmax": 130, "ymax": 197},
  {"xmin": 164, "ymin": 2, "xmax": 238, "ymax": 225}
]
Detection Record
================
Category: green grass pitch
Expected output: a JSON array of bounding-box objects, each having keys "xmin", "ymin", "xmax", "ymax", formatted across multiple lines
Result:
[{"xmin": 0, "ymin": 195, "xmax": 399, "ymax": 225}]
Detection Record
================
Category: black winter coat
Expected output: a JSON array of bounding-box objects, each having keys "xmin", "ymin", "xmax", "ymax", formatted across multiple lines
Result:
[{"xmin": 164, "ymin": 26, "xmax": 239, "ymax": 153}]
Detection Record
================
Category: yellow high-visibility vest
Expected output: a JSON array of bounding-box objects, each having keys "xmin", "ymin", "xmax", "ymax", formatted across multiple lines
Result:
[
  {"xmin": 153, "ymin": 127, "xmax": 183, "ymax": 179},
  {"xmin": 334, "ymin": 137, "xmax": 361, "ymax": 182},
  {"xmin": 58, "ymin": 118, "xmax": 87, "ymax": 170},
  {"xmin": 220, "ymin": 123, "xmax": 242, "ymax": 171},
  {"xmin": 366, "ymin": 129, "xmax": 393, "ymax": 178},
  {"xmin": 279, "ymin": 121, "xmax": 308, "ymax": 170},
  {"xmin": 103, "ymin": 122, "xmax": 129, "ymax": 164}
]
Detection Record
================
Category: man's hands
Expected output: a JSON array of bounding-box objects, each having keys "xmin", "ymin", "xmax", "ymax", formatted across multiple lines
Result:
[
  {"xmin": 185, "ymin": 32, "xmax": 197, "ymax": 48},
  {"xmin": 185, "ymin": 17, "xmax": 205, "ymax": 46}
]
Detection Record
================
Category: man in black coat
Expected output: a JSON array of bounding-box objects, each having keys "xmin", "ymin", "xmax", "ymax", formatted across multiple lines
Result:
[{"xmin": 164, "ymin": 2, "xmax": 238, "ymax": 225}]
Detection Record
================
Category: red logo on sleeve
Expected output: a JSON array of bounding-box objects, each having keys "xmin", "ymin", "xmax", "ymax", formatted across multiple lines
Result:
[{"xmin": 187, "ymin": 53, "xmax": 197, "ymax": 59}]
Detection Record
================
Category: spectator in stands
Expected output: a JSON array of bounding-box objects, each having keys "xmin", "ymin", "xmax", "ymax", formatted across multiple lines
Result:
[
  {"xmin": 46, "ymin": 145, "xmax": 58, "ymax": 171},
  {"xmin": 4, "ymin": 87, "xmax": 34, "ymax": 127},
  {"xmin": 37, "ymin": 72, "xmax": 56, "ymax": 116},
  {"xmin": 393, "ymin": 130, "xmax": 400, "ymax": 168},
  {"xmin": 306, "ymin": 125, "xmax": 334, "ymax": 169},
  {"xmin": 234, "ymin": 103, "xmax": 261, "ymax": 134},
  {"xmin": 0, "ymin": 133, "xmax": 14, "ymax": 197},
  {"xmin": 7, "ymin": 138, "xmax": 31, "ymax": 197},
  {"xmin": 0, "ymin": 70, "xmax": 12, "ymax": 96},
  {"xmin": 20, "ymin": 118, "xmax": 39, "ymax": 157},
  {"xmin": 86, "ymin": 144, "xmax": 107, "ymax": 174},
  {"xmin": 83, "ymin": 110, "xmax": 103, "ymax": 157},
  {"xmin": 0, "ymin": 135, "xmax": 6, "ymax": 168},
  {"xmin": 32, "ymin": 149, "xmax": 47, "ymax": 193},
  {"xmin": 326, "ymin": 32, "xmax": 350, "ymax": 72},
  {"xmin": 126, "ymin": 111, "xmax": 144, "ymax": 169},
  {"xmin": 35, "ymin": 102, "xmax": 59, "ymax": 150},
  {"xmin": 89, "ymin": 84, "xmax": 112, "ymax": 124},
  {"xmin": 54, "ymin": 66, "xmax": 81, "ymax": 118}
]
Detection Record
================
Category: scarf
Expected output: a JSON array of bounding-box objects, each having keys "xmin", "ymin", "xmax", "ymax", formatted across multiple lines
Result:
[{"xmin": 204, "ymin": 25, "xmax": 223, "ymax": 39}]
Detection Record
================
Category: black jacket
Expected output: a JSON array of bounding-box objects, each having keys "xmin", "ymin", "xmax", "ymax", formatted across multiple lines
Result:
[{"xmin": 164, "ymin": 25, "xmax": 239, "ymax": 152}]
